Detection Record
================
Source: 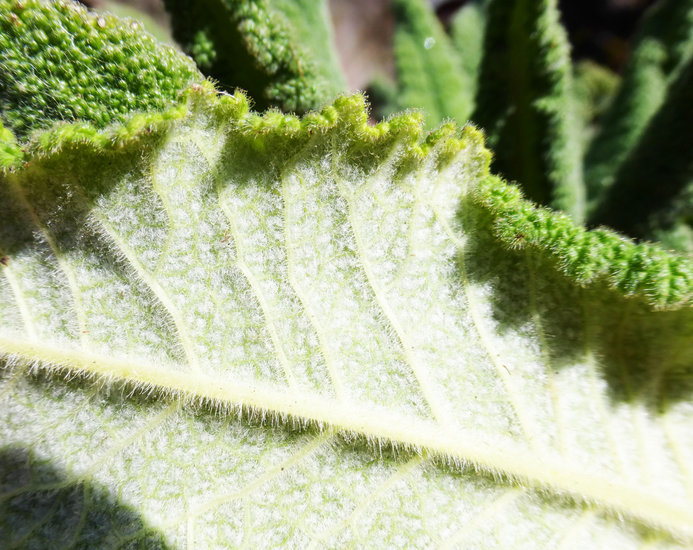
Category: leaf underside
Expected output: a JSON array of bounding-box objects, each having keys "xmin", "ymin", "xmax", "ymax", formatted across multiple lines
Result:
[{"xmin": 0, "ymin": 88, "xmax": 692, "ymax": 548}]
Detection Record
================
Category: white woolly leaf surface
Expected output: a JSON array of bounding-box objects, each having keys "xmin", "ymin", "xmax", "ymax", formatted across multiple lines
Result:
[{"xmin": 0, "ymin": 97, "xmax": 692, "ymax": 548}]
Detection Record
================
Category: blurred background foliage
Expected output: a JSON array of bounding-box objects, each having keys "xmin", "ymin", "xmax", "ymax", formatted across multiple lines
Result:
[
  {"xmin": 76, "ymin": 0, "xmax": 693, "ymax": 255},
  {"xmin": 80, "ymin": 0, "xmax": 657, "ymax": 91}
]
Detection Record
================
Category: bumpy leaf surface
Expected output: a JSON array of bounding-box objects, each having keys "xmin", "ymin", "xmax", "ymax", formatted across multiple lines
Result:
[
  {"xmin": 161, "ymin": 0, "xmax": 344, "ymax": 113},
  {"xmin": 0, "ymin": 0, "xmax": 201, "ymax": 139},
  {"xmin": 473, "ymin": 0, "xmax": 585, "ymax": 221},
  {"xmin": 1, "ymin": 88, "xmax": 693, "ymax": 548}
]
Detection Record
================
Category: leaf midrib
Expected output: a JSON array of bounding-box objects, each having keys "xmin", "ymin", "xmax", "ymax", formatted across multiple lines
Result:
[{"xmin": 1, "ymin": 335, "xmax": 692, "ymax": 538}]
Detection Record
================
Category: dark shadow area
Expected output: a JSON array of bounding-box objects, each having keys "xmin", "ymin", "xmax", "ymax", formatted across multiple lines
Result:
[
  {"xmin": 558, "ymin": 0, "xmax": 657, "ymax": 71},
  {"xmin": 455, "ymin": 193, "xmax": 693, "ymax": 411},
  {"xmin": 0, "ymin": 446, "xmax": 172, "ymax": 549}
]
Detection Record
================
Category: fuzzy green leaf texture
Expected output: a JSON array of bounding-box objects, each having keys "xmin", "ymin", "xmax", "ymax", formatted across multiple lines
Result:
[
  {"xmin": 161, "ymin": 0, "xmax": 345, "ymax": 113},
  {"xmin": 0, "ymin": 0, "xmax": 201, "ymax": 139},
  {"xmin": 3, "ymin": 2, "xmax": 693, "ymax": 549},
  {"xmin": 473, "ymin": 0, "xmax": 585, "ymax": 222}
]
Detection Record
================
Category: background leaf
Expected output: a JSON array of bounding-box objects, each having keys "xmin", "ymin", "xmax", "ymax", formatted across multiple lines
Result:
[
  {"xmin": 391, "ymin": 0, "xmax": 475, "ymax": 128},
  {"xmin": 572, "ymin": 60, "xmax": 620, "ymax": 149},
  {"xmin": 0, "ymin": 0, "xmax": 200, "ymax": 139},
  {"xmin": 161, "ymin": 0, "xmax": 345, "ymax": 113},
  {"xmin": 473, "ymin": 0, "xmax": 585, "ymax": 221},
  {"xmin": 584, "ymin": 0, "xmax": 693, "ymax": 252},
  {"xmin": 1, "ymin": 88, "xmax": 692, "ymax": 547},
  {"xmin": 588, "ymin": 56, "xmax": 693, "ymax": 248},
  {"xmin": 584, "ymin": 0, "xmax": 693, "ymax": 205},
  {"xmin": 450, "ymin": 0, "xmax": 486, "ymax": 114}
]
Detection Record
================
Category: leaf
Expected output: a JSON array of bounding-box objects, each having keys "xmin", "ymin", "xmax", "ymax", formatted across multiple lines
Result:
[
  {"xmin": 392, "ymin": 0, "xmax": 474, "ymax": 127},
  {"xmin": 161, "ymin": 0, "xmax": 345, "ymax": 113},
  {"xmin": 473, "ymin": 0, "xmax": 585, "ymax": 222},
  {"xmin": 588, "ymin": 55, "xmax": 693, "ymax": 245},
  {"xmin": 0, "ymin": 0, "xmax": 201, "ymax": 139},
  {"xmin": 1, "ymin": 87, "xmax": 693, "ymax": 547},
  {"xmin": 584, "ymin": 0, "xmax": 693, "ymax": 207},
  {"xmin": 450, "ymin": 0, "xmax": 486, "ymax": 109}
]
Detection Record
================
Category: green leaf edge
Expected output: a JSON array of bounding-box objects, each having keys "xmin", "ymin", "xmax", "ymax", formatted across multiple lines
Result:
[{"xmin": 2, "ymin": 83, "xmax": 691, "ymax": 310}]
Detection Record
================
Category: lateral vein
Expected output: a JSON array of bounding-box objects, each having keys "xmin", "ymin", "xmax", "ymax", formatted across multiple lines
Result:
[
  {"xmin": 8, "ymin": 178, "xmax": 90, "ymax": 349},
  {"xmin": 93, "ymin": 213, "xmax": 202, "ymax": 373},
  {"xmin": 335, "ymin": 174, "xmax": 452, "ymax": 426}
]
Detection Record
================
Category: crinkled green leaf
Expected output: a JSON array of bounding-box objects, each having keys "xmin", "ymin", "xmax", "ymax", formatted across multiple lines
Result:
[
  {"xmin": 589, "ymin": 55, "xmax": 693, "ymax": 247},
  {"xmin": 585, "ymin": 0, "xmax": 693, "ymax": 207},
  {"xmin": 161, "ymin": 0, "xmax": 345, "ymax": 113},
  {"xmin": 473, "ymin": 0, "xmax": 585, "ymax": 222},
  {"xmin": 392, "ymin": 0, "xmax": 474, "ymax": 128},
  {"xmin": 0, "ymin": 0, "xmax": 201, "ymax": 139},
  {"xmin": 1, "ymin": 88, "xmax": 693, "ymax": 548}
]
